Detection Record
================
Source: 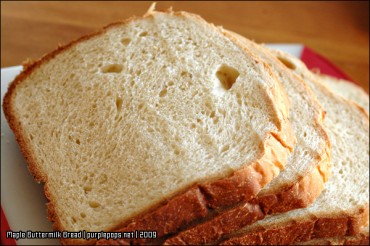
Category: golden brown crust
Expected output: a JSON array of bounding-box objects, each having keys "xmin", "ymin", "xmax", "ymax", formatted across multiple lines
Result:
[
  {"xmin": 162, "ymin": 150, "xmax": 330, "ymax": 245},
  {"xmin": 96, "ymin": 133, "xmax": 291, "ymax": 245},
  {"xmin": 221, "ymin": 206, "xmax": 369, "ymax": 245},
  {"xmin": 299, "ymin": 235, "xmax": 369, "ymax": 245},
  {"xmin": 2, "ymin": 7, "xmax": 295, "ymax": 246},
  {"xmin": 298, "ymin": 227, "xmax": 369, "ymax": 245}
]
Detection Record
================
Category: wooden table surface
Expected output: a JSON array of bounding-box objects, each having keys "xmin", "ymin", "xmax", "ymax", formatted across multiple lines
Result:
[{"xmin": 1, "ymin": 1, "xmax": 369, "ymax": 92}]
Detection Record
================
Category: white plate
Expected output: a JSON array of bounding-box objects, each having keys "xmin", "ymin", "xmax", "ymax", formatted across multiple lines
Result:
[{"xmin": 0, "ymin": 44, "xmax": 303, "ymax": 245}]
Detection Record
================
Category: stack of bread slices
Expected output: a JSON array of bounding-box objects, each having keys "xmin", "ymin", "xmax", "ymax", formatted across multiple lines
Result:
[{"xmin": 3, "ymin": 5, "xmax": 369, "ymax": 245}]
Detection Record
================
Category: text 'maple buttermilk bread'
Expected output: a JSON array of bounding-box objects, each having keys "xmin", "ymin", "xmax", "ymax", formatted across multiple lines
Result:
[
  {"xmin": 220, "ymin": 50, "xmax": 369, "ymax": 245},
  {"xmin": 161, "ymin": 32, "xmax": 331, "ymax": 245},
  {"xmin": 2, "ymin": 4, "xmax": 296, "ymax": 245}
]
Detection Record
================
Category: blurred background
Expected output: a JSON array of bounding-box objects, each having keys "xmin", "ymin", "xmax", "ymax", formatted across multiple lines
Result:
[{"xmin": 1, "ymin": 1, "xmax": 369, "ymax": 92}]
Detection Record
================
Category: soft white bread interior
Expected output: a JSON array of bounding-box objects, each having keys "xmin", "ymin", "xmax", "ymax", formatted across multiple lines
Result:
[
  {"xmin": 317, "ymin": 74, "xmax": 369, "ymax": 113},
  {"xmin": 2, "ymin": 7, "xmax": 295, "ymax": 238}
]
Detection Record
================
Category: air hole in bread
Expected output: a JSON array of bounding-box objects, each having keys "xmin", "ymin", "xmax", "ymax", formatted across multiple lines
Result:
[
  {"xmin": 116, "ymin": 97, "xmax": 123, "ymax": 112},
  {"xmin": 277, "ymin": 56, "xmax": 296, "ymax": 70},
  {"xmin": 139, "ymin": 31, "xmax": 148, "ymax": 37},
  {"xmin": 84, "ymin": 186, "xmax": 92, "ymax": 193},
  {"xmin": 159, "ymin": 88, "xmax": 167, "ymax": 97},
  {"xmin": 121, "ymin": 38, "xmax": 131, "ymax": 46},
  {"xmin": 99, "ymin": 174, "xmax": 108, "ymax": 184},
  {"xmin": 215, "ymin": 64, "xmax": 240, "ymax": 91},
  {"xmin": 71, "ymin": 216, "xmax": 77, "ymax": 223},
  {"xmin": 138, "ymin": 103, "xmax": 144, "ymax": 110},
  {"xmin": 76, "ymin": 139, "xmax": 81, "ymax": 145},
  {"xmin": 89, "ymin": 201, "xmax": 101, "ymax": 208},
  {"xmin": 220, "ymin": 145, "xmax": 230, "ymax": 153},
  {"xmin": 218, "ymin": 108, "xmax": 226, "ymax": 117},
  {"xmin": 80, "ymin": 212, "xmax": 86, "ymax": 218},
  {"xmin": 101, "ymin": 64, "xmax": 123, "ymax": 73},
  {"xmin": 174, "ymin": 149, "xmax": 180, "ymax": 155},
  {"xmin": 167, "ymin": 81, "xmax": 174, "ymax": 86},
  {"xmin": 237, "ymin": 97, "xmax": 242, "ymax": 106}
]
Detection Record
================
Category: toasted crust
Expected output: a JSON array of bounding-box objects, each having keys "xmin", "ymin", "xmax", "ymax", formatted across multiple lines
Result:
[
  {"xmin": 163, "ymin": 150, "xmax": 330, "ymax": 245},
  {"xmin": 298, "ymin": 228, "xmax": 369, "ymax": 245},
  {"xmin": 2, "ymin": 6, "xmax": 295, "ymax": 246},
  {"xmin": 96, "ymin": 132, "xmax": 291, "ymax": 245},
  {"xmin": 221, "ymin": 206, "xmax": 369, "ymax": 245}
]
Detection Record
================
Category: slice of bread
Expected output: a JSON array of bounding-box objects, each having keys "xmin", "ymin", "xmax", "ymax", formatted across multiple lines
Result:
[
  {"xmin": 220, "ymin": 51, "xmax": 369, "ymax": 245},
  {"xmin": 317, "ymin": 74, "xmax": 369, "ymax": 113},
  {"xmin": 162, "ymin": 33, "xmax": 331, "ymax": 245},
  {"xmin": 2, "ymin": 6, "xmax": 295, "ymax": 245},
  {"xmin": 298, "ymin": 226, "xmax": 369, "ymax": 245}
]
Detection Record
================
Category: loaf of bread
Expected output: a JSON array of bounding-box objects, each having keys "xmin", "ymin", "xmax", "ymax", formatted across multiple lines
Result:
[
  {"xmin": 2, "ymin": 5, "xmax": 295, "ymax": 245},
  {"xmin": 3, "ymin": 4, "xmax": 368, "ymax": 246}
]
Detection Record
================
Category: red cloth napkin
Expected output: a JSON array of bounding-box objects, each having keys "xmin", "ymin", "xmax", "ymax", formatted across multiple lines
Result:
[
  {"xmin": 301, "ymin": 46, "xmax": 354, "ymax": 82},
  {"xmin": 1, "ymin": 208, "xmax": 16, "ymax": 245},
  {"xmin": 0, "ymin": 46, "xmax": 355, "ymax": 246}
]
